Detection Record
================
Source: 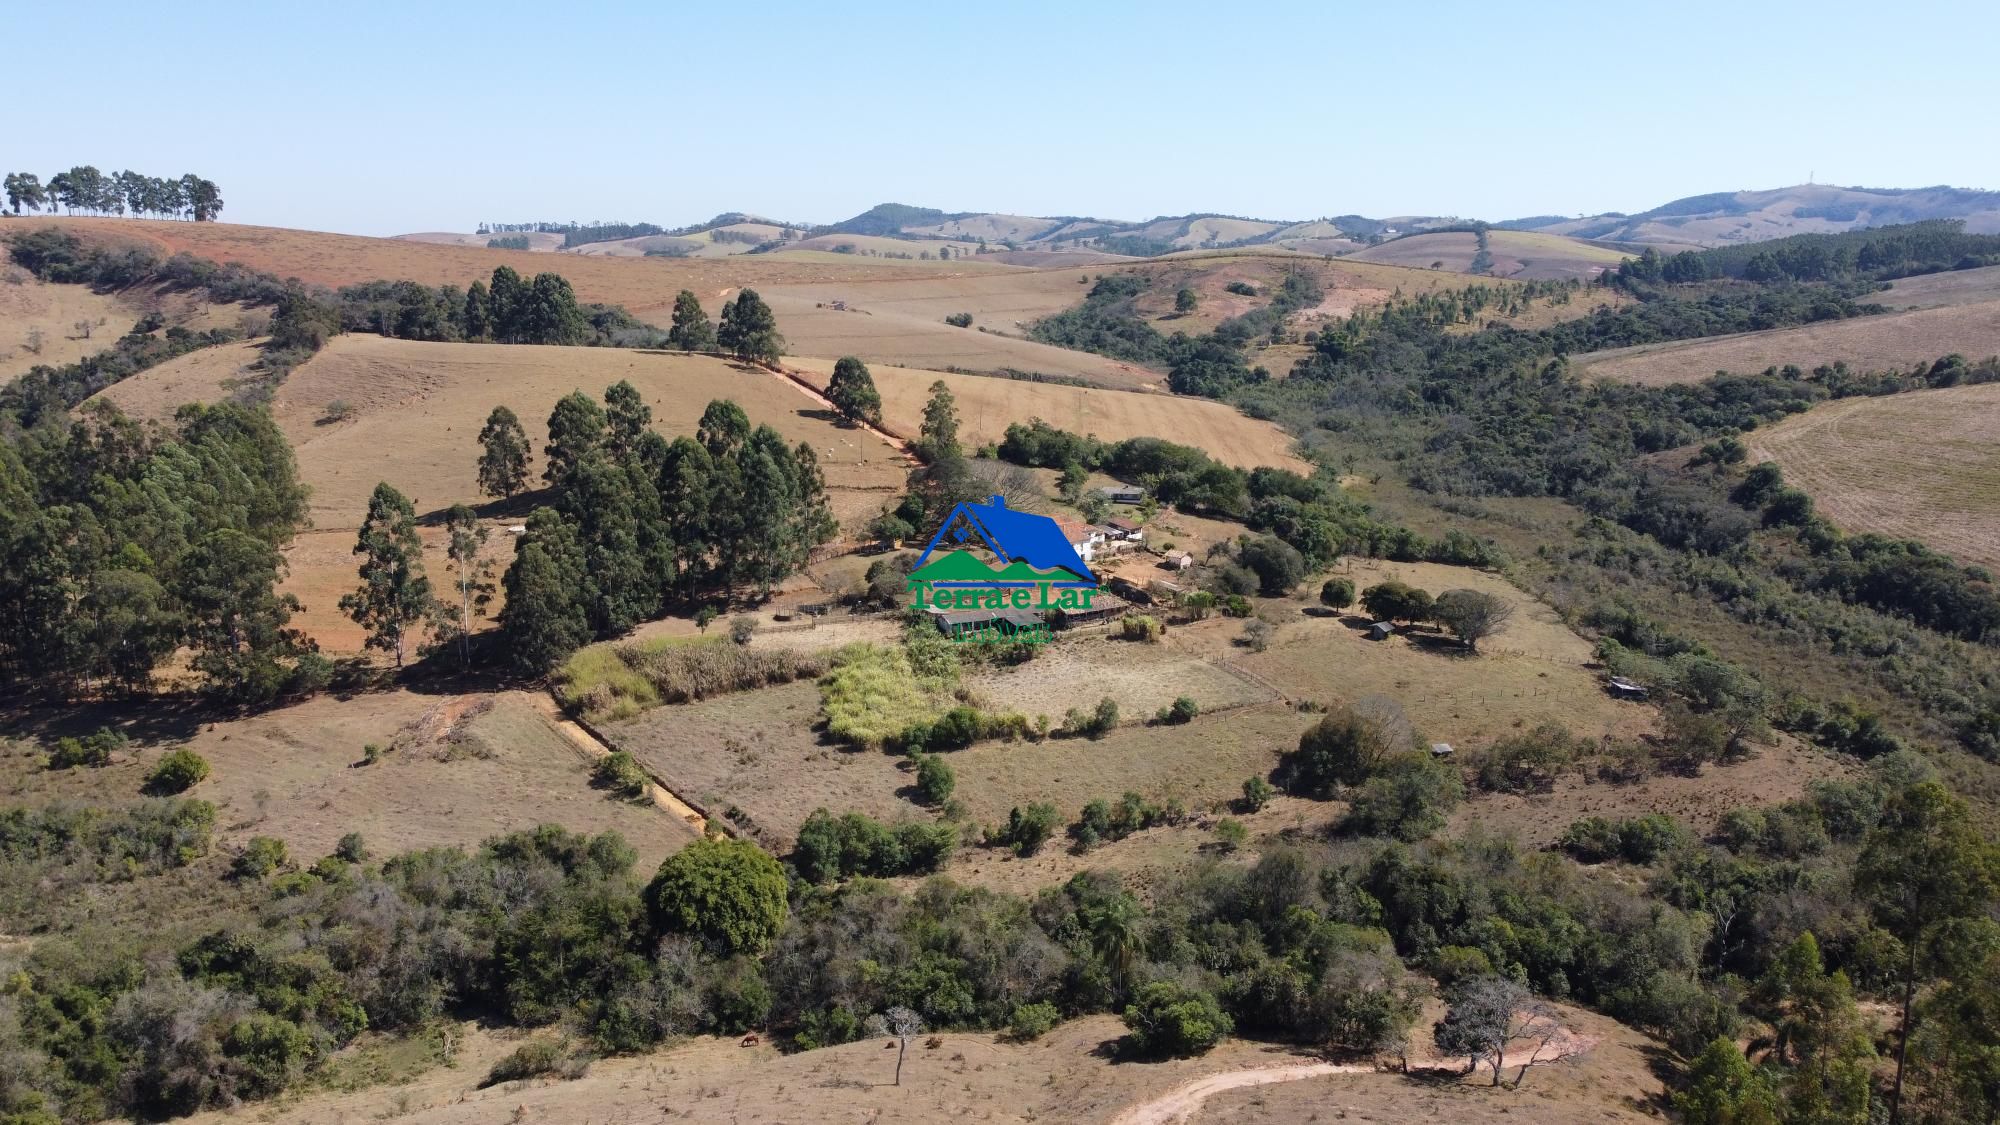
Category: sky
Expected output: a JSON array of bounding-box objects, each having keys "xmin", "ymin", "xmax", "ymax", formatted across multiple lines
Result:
[{"xmin": 9, "ymin": 0, "xmax": 1998, "ymax": 236}]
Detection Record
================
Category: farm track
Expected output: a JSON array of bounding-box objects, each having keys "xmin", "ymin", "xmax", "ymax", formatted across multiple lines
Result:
[{"xmin": 528, "ymin": 693, "xmax": 712, "ymax": 835}]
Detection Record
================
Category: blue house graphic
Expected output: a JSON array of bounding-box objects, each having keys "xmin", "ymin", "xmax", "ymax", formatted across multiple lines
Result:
[{"xmin": 915, "ymin": 496, "xmax": 1096, "ymax": 585}]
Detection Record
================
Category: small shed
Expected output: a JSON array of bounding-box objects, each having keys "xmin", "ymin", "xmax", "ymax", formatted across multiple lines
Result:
[
  {"xmin": 1365, "ymin": 621, "xmax": 1396, "ymax": 641},
  {"xmin": 1606, "ymin": 677, "xmax": 1650, "ymax": 701},
  {"xmin": 1429, "ymin": 742, "xmax": 1455, "ymax": 758},
  {"xmin": 1097, "ymin": 485, "xmax": 1145, "ymax": 505},
  {"xmin": 1171, "ymin": 552, "xmax": 1194, "ymax": 572}
]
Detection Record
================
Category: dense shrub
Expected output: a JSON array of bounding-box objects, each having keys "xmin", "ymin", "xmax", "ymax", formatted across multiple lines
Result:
[
  {"xmin": 1278, "ymin": 706, "xmax": 1397, "ymax": 797},
  {"xmin": 1118, "ymin": 614, "xmax": 1163, "ymax": 642},
  {"xmin": 992, "ymin": 803, "xmax": 1060, "ymax": 856},
  {"xmin": 233, "ymin": 836, "xmax": 289, "ymax": 879},
  {"xmin": 1157, "ymin": 696, "xmax": 1199, "ymax": 725},
  {"xmin": 559, "ymin": 637, "xmax": 828, "ymax": 719},
  {"xmin": 146, "ymin": 749, "xmax": 211, "ymax": 794},
  {"xmin": 1338, "ymin": 753, "xmax": 1463, "ymax": 841},
  {"xmin": 793, "ymin": 809, "xmax": 957, "ymax": 883},
  {"xmin": 1058, "ymin": 697, "xmax": 1121, "ymax": 740},
  {"xmin": 1558, "ymin": 813, "xmax": 1689, "ymax": 864},
  {"xmin": 593, "ymin": 751, "xmax": 649, "ymax": 798},
  {"xmin": 47, "ymin": 728, "xmax": 125, "ymax": 769},
  {"xmin": 915, "ymin": 754, "xmax": 956, "ymax": 805},
  {"xmin": 645, "ymin": 837, "xmax": 790, "ymax": 955},
  {"xmin": 1121, "ymin": 981, "xmax": 1233, "ymax": 1057},
  {"xmin": 1320, "ymin": 578, "xmax": 1355, "ymax": 609}
]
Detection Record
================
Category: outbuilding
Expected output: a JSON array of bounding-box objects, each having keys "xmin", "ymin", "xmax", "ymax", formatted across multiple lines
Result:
[
  {"xmin": 1366, "ymin": 621, "xmax": 1396, "ymax": 641},
  {"xmin": 1097, "ymin": 485, "xmax": 1145, "ymax": 505}
]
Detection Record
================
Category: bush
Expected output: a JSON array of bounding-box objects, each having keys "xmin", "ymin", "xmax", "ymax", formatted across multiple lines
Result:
[
  {"xmin": 729, "ymin": 615, "xmax": 758, "ymax": 645},
  {"xmin": 944, "ymin": 312, "xmax": 974, "ymax": 328},
  {"xmin": 1220, "ymin": 594, "xmax": 1253, "ymax": 618},
  {"xmin": 146, "ymin": 749, "xmax": 211, "ymax": 794},
  {"xmin": 483, "ymin": 1037, "xmax": 590, "ymax": 1086},
  {"xmin": 915, "ymin": 754, "xmax": 955, "ymax": 805},
  {"xmin": 1157, "ymin": 696, "xmax": 1199, "ymax": 725},
  {"xmin": 233, "ymin": 836, "xmax": 289, "ymax": 879},
  {"xmin": 593, "ymin": 751, "xmax": 649, "ymax": 798},
  {"xmin": 334, "ymin": 832, "xmax": 367, "ymax": 863},
  {"xmin": 1008, "ymin": 1001, "xmax": 1061, "ymax": 1041},
  {"xmin": 1320, "ymin": 578, "xmax": 1355, "ymax": 609},
  {"xmin": 48, "ymin": 727, "xmax": 126, "ymax": 769},
  {"xmin": 1122, "ymin": 981, "xmax": 1233, "ymax": 1057},
  {"xmin": 1118, "ymin": 614, "xmax": 1163, "ymax": 642},
  {"xmin": 1240, "ymin": 618, "xmax": 1273, "ymax": 652},
  {"xmin": 1058, "ymin": 696, "xmax": 1120, "ymax": 739},
  {"xmin": 993, "ymin": 803, "xmax": 1059, "ymax": 856},
  {"xmin": 1214, "ymin": 818, "xmax": 1248, "ymax": 851},
  {"xmin": 1072, "ymin": 791, "xmax": 1163, "ymax": 850},
  {"xmin": 1240, "ymin": 775, "xmax": 1274, "ymax": 811}
]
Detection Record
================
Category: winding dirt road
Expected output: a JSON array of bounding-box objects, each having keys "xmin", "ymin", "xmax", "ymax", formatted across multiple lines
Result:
[{"xmin": 1109, "ymin": 1029, "xmax": 1599, "ymax": 1125}]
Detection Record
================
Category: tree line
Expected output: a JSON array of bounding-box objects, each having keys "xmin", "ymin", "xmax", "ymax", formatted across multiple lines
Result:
[
  {"xmin": 0, "ymin": 400, "xmax": 319, "ymax": 703},
  {"xmin": 4, "ymin": 166, "xmax": 222, "ymax": 221},
  {"xmin": 1618, "ymin": 220, "xmax": 2000, "ymax": 287}
]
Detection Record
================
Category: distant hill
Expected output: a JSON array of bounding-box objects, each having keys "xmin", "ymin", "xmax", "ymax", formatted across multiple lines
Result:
[
  {"xmin": 811, "ymin": 203, "xmax": 1462, "ymax": 258},
  {"xmin": 1502, "ymin": 184, "xmax": 2000, "ymax": 247}
]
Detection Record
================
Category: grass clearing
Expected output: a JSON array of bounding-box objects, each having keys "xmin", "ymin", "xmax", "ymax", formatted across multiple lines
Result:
[
  {"xmin": 1743, "ymin": 381, "xmax": 2000, "ymax": 573},
  {"xmin": 962, "ymin": 635, "xmax": 1272, "ymax": 721},
  {"xmin": 818, "ymin": 642, "xmax": 952, "ymax": 748},
  {"xmin": 1574, "ymin": 298, "xmax": 2000, "ymax": 386}
]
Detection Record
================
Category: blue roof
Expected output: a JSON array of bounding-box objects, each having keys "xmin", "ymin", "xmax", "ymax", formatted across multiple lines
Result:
[{"xmin": 917, "ymin": 496, "xmax": 1096, "ymax": 583}]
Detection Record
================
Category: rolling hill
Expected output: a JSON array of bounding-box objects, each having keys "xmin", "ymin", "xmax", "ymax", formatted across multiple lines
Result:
[{"xmin": 1505, "ymin": 183, "xmax": 2000, "ymax": 247}]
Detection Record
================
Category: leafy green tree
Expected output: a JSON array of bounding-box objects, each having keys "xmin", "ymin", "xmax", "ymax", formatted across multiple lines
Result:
[
  {"xmin": 1320, "ymin": 577, "xmax": 1355, "ymax": 609},
  {"xmin": 558, "ymin": 452, "xmax": 664, "ymax": 633},
  {"xmin": 338, "ymin": 483, "xmax": 432, "ymax": 667},
  {"xmin": 516, "ymin": 272, "xmax": 588, "ymax": 345},
  {"xmin": 1237, "ymin": 535, "xmax": 1305, "ymax": 596},
  {"xmin": 4, "ymin": 172, "xmax": 46, "ymax": 215},
  {"xmin": 498, "ymin": 507, "xmax": 592, "ymax": 673},
  {"xmin": 170, "ymin": 528, "xmax": 310, "ymax": 703},
  {"xmin": 644, "ymin": 837, "xmax": 789, "ymax": 956},
  {"xmin": 1855, "ymin": 781, "xmax": 1999, "ymax": 1123},
  {"xmin": 487, "ymin": 266, "xmax": 526, "ymax": 339},
  {"xmin": 462, "ymin": 279, "xmax": 492, "ymax": 339},
  {"xmin": 916, "ymin": 380, "xmax": 961, "ymax": 463},
  {"xmin": 543, "ymin": 391, "xmax": 606, "ymax": 488},
  {"xmin": 1674, "ymin": 1038, "xmax": 1781, "ymax": 1125},
  {"xmin": 1341, "ymin": 752, "xmax": 1463, "ymax": 841},
  {"xmin": 430, "ymin": 503, "xmax": 493, "ymax": 670},
  {"xmin": 1175, "ymin": 287, "xmax": 1198, "ymax": 314},
  {"xmin": 1361, "ymin": 580, "xmax": 1433, "ymax": 624},
  {"xmin": 603, "ymin": 380, "xmax": 651, "ymax": 455},
  {"xmin": 476, "ymin": 405, "xmax": 531, "ymax": 498},
  {"xmin": 697, "ymin": 399, "xmax": 750, "ymax": 459},
  {"xmin": 667, "ymin": 289, "xmax": 716, "ymax": 351},
  {"xmin": 1431, "ymin": 588, "xmax": 1514, "ymax": 652},
  {"xmin": 717, "ymin": 288, "xmax": 782, "ymax": 362},
  {"xmin": 826, "ymin": 357, "xmax": 883, "ymax": 426},
  {"xmin": 1278, "ymin": 706, "xmax": 1396, "ymax": 796}
]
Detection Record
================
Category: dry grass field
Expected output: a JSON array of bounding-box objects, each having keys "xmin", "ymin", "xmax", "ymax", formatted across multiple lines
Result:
[
  {"xmin": 90, "ymin": 337, "xmax": 266, "ymax": 416},
  {"xmin": 605, "ymin": 680, "xmax": 912, "ymax": 848},
  {"xmin": 962, "ymin": 635, "xmax": 1273, "ymax": 719},
  {"xmin": 173, "ymin": 1005, "xmax": 1658, "ymax": 1125},
  {"xmin": 1876, "ymin": 263, "xmax": 2000, "ymax": 310},
  {"xmin": 16, "ymin": 217, "xmax": 972, "ymax": 324},
  {"xmin": 1349, "ymin": 231, "xmax": 1630, "ymax": 280},
  {"xmin": 0, "ymin": 273, "xmax": 246, "ymax": 379},
  {"xmin": 5, "ymin": 689, "xmax": 694, "ymax": 870},
  {"xmin": 1573, "ymin": 299, "xmax": 2000, "ymax": 385},
  {"xmin": 1742, "ymin": 381, "xmax": 2000, "ymax": 573},
  {"xmin": 1175, "ymin": 560, "xmax": 1653, "ymax": 750},
  {"xmin": 787, "ymin": 358, "xmax": 1309, "ymax": 471},
  {"xmin": 394, "ymin": 230, "xmax": 566, "ymax": 252}
]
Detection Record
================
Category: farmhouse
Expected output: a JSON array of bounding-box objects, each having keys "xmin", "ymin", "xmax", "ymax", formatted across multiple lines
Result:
[
  {"xmin": 1053, "ymin": 516, "xmax": 1107, "ymax": 562},
  {"xmin": 1103, "ymin": 517, "xmax": 1143, "ymax": 542},
  {"xmin": 929, "ymin": 607, "xmax": 1046, "ymax": 640},
  {"xmin": 1097, "ymin": 485, "xmax": 1145, "ymax": 505}
]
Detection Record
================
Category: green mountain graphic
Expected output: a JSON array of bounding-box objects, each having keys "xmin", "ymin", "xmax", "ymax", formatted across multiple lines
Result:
[{"xmin": 909, "ymin": 550, "xmax": 1083, "ymax": 585}]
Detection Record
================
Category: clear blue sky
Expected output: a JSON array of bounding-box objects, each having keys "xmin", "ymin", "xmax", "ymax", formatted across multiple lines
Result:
[{"xmin": 9, "ymin": 0, "xmax": 1996, "ymax": 236}]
